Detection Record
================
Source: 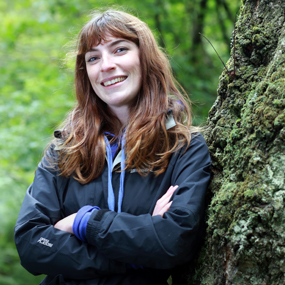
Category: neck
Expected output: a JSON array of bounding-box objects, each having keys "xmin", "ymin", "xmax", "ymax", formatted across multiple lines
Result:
[{"xmin": 109, "ymin": 105, "xmax": 130, "ymax": 127}]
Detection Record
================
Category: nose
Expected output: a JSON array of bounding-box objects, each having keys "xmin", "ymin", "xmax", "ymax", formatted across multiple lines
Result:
[{"xmin": 100, "ymin": 54, "xmax": 116, "ymax": 72}]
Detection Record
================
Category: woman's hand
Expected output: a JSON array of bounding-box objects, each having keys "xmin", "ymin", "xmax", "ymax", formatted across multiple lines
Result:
[
  {"xmin": 152, "ymin": 185, "xmax": 178, "ymax": 217},
  {"xmin": 54, "ymin": 213, "xmax": 76, "ymax": 234}
]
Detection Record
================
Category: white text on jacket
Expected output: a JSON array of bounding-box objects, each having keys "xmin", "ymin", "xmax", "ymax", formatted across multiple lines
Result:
[{"xmin": 37, "ymin": 237, "xmax": 53, "ymax": 247}]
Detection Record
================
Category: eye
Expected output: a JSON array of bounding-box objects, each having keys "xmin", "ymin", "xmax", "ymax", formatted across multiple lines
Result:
[
  {"xmin": 115, "ymin": 47, "xmax": 128, "ymax": 54},
  {"xmin": 87, "ymin": 56, "xmax": 99, "ymax": 63}
]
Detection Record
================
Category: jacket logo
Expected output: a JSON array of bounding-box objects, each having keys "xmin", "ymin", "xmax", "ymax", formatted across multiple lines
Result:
[{"xmin": 37, "ymin": 237, "xmax": 53, "ymax": 248}]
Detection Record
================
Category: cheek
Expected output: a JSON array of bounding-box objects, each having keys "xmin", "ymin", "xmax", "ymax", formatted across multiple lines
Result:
[
  {"xmin": 86, "ymin": 66, "xmax": 98, "ymax": 82},
  {"xmin": 136, "ymin": 66, "xmax": 142, "ymax": 87},
  {"xmin": 133, "ymin": 59, "xmax": 142, "ymax": 83},
  {"xmin": 86, "ymin": 69, "xmax": 99, "ymax": 90}
]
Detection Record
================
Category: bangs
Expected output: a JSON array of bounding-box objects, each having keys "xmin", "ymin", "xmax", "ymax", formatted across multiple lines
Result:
[{"xmin": 78, "ymin": 13, "xmax": 139, "ymax": 54}]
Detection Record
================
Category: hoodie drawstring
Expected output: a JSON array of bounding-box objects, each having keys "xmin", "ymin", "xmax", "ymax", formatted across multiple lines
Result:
[{"xmin": 104, "ymin": 135, "xmax": 126, "ymax": 213}]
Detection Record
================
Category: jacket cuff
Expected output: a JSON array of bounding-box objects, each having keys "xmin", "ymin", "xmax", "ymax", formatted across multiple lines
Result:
[
  {"xmin": 73, "ymin": 205, "xmax": 100, "ymax": 242},
  {"xmin": 86, "ymin": 209, "xmax": 110, "ymax": 246}
]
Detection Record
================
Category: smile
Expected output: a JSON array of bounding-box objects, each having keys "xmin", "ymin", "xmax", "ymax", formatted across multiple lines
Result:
[{"xmin": 102, "ymin": 76, "xmax": 127, "ymax": 87}]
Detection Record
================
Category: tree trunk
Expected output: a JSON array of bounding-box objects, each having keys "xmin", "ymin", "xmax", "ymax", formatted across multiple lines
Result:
[{"xmin": 188, "ymin": 0, "xmax": 285, "ymax": 284}]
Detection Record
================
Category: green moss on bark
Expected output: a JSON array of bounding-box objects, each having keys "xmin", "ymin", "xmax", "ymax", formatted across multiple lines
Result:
[{"xmin": 188, "ymin": 1, "xmax": 285, "ymax": 284}]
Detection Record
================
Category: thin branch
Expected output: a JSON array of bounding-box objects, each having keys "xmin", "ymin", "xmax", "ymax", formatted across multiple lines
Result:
[{"xmin": 199, "ymin": 32, "xmax": 229, "ymax": 73}]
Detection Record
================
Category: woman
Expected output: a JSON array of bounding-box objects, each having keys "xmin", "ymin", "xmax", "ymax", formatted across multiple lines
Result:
[{"xmin": 15, "ymin": 10, "xmax": 211, "ymax": 285}]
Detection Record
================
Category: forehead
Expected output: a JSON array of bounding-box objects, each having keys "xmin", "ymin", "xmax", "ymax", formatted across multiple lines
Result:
[
  {"xmin": 94, "ymin": 35, "xmax": 126, "ymax": 46},
  {"xmin": 88, "ymin": 36, "xmax": 136, "ymax": 52}
]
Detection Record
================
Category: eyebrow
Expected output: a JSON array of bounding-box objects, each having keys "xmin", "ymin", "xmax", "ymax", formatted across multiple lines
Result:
[{"xmin": 87, "ymin": 39, "xmax": 129, "ymax": 52}]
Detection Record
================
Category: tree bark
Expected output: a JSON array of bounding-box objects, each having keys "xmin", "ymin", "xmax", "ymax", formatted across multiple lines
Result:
[{"xmin": 188, "ymin": 0, "xmax": 285, "ymax": 284}]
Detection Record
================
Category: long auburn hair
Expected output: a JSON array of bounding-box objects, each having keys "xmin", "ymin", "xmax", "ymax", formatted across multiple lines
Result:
[{"xmin": 50, "ymin": 10, "xmax": 196, "ymax": 184}]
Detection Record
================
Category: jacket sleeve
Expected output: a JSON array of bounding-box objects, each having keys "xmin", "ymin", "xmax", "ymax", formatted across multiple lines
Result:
[
  {"xmin": 86, "ymin": 134, "xmax": 211, "ymax": 269},
  {"xmin": 14, "ymin": 146, "xmax": 126, "ymax": 279}
]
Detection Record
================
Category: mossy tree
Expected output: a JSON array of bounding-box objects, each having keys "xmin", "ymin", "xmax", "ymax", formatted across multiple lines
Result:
[{"xmin": 185, "ymin": 0, "xmax": 285, "ymax": 284}]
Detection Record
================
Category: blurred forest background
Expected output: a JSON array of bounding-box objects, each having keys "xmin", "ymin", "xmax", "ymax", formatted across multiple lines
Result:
[{"xmin": 1, "ymin": 0, "xmax": 240, "ymax": 284}]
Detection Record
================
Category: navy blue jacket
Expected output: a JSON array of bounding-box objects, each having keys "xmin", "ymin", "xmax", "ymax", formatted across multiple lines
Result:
[{"xmin": 15, "ymin": 132, "xmax": 211, "ymax": 285}]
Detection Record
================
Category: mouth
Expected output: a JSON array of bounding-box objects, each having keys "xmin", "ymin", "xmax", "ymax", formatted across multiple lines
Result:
[{"xmin": 101, "ymin": 76, "xmax": 127, "ymax": 87}]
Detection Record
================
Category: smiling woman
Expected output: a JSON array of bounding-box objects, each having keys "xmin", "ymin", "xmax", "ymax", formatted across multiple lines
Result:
[
  {"xmin": 14, "ymin": 9, "xmax": 211, "ymax": 285},
  {"xmin": 85, "ymin": 37, "xmax": 142, "ymax": 125}
]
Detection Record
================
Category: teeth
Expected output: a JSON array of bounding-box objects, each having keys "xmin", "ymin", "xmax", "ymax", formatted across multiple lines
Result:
[{"xmin": 103, "ymin": 77, "xmax": 126, "ymax": 87}]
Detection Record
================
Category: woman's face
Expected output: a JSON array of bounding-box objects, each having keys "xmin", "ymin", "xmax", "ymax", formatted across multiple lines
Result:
[{"xmin": 85, "ymin": 36, "xmax": 142, "ymax": 115}]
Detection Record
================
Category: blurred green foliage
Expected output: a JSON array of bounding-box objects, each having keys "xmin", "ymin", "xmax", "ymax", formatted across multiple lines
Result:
[{"xmin": 0, "ymin": 0, "xmax": 240, "ymax": 283}]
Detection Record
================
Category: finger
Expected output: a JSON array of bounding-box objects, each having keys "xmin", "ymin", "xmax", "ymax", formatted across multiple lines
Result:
[
  {"xmin": 167, "ymin": 185, "xmax": 179, "ymax": 195},
  {"xmin": 159, "ymin": 185, "xmax": 178, "ymax": 202},
  {"xmin": 154, "ymin": 185, "xmax": 178, "ymax": 217},
  {"xmin": 158, "ymin": 185, "xmax": 178, "ymax": 204},
  {"xmin": 168, "ymin": 185, "xmax": 179, "ymax": 192},
  {"xmin": 54, "ymin": 214, "xmax": 76, "ymax": 234},
  {"xmin": 158, "ymin": 201, "xmax": 173, "ymax": 217}
]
